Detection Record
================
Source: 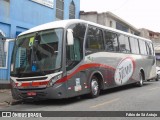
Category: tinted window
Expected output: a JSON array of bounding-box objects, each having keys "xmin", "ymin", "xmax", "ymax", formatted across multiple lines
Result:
[
  {"xmin": 139, "ymin": 39, "xmax": 147, "ymax": 55},
  {"xmin": 118, "ymin": 34, "xmax": 130, "ymax": 53},
  {"xmin": 85, "ymin": 26, "xmax": 104, "ymax": 53},
  {"xmin": 66, "ymin": 23, "xmax": 86, "ymax": 70},
  {"xmin": 146, "ymin": 42, "xmax": 153, "ymax": 55},
  {"xmin": 130, "ymin": 37, "xmax": 139, "ymax": 54},
  {"xmin": 148, "ymin": 42, "xmax": 154, "ymax": 55},
  {"xmin": 104, "ymin": 31, "xmax": 119, "ymax": 52}
]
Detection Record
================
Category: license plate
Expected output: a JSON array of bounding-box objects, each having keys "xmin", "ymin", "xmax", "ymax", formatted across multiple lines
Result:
[{"xmin": 27, "ymin": 92, "xmax": 37, "ymax": 96}]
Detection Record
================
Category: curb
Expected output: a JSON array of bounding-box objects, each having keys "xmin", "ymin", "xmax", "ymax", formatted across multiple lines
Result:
[
  {"xmin": 0, "ymin": 99, "xmax": 23, "ymax": 108},
  {"xmin": 11, "ymin": 99, "xmax": 23, "ymax": 105}
]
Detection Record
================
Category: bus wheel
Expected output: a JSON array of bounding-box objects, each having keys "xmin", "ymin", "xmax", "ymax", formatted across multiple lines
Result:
[
  {"xmin": 137, "ymin": 73, "xmax": 143, "ymax": 87},
  {"xmin": 156, "ymin": 74, "xmax": 159, "ymax": 81},
  {"xmin": 88, "ymin": 76, "xmax": 100, "ymax": 98}
]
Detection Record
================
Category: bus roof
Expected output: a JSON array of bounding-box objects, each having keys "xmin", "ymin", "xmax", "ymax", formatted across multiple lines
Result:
[
  {"xmin": 19, "ymin": 19, "xmax": 152, "ymax": 42},
  {"xmin": 19, "ymin": 19, "xmax": 81, "ymax": 36}
]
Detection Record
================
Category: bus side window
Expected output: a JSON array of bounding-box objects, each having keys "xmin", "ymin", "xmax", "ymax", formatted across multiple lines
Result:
[
  {"xmin": 148, "ymin": 43, "xmax": 154, "ymax": 55},
  {"xmin": 85, "ymin": 26, "xmax": 104, "ymax": 54},
  {"xmin": 130, "ymin": 37, "xmax": 140, "ymax": 54},
  {"xmin": 66, "ymin": 23, "xmax": 86, "ymax": 69},
  {"xmin": 146, "ymin": 42, "xmax": 152, "ymax": 55},
  {"xmin": 118, "ymin": 34, "xmax": 130, "ymax": 53},
  {"xmin": 104, "ymin": 31, "xmax": 119, "ymax": 52},
  {"xmin": 139, "ymin": 39, "xmax": 147, "ymax": 55}
]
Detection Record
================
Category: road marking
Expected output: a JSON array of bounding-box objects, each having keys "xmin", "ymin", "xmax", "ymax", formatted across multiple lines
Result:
[
  {"xmin": 90, "ymin": 98, "xmax": 120, "ymax": 108},
  {"xmin": 148, "ymin": 87, "xmax": 160, "ymax": 91}
]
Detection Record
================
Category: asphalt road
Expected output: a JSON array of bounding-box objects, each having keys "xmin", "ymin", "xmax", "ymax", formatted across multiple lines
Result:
[{"xmin": 1, "ymin": 80, "xmax": 160, "ymax": 120}]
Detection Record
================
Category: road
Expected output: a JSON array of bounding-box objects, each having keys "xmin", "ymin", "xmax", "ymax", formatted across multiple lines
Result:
[{"xmin": 1, "ymin": 80, "xmax": 160, "ymax": 119}]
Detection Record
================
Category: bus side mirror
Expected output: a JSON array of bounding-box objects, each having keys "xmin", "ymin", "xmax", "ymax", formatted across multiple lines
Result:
[{"xmin": 67, "ymin": 29, "xmax": 74, "ymax": 45}]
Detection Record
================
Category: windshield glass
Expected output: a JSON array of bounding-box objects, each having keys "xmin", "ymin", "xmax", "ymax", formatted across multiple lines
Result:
[{"xmin": 11, "ymin": 28, "xmax": 63, "ymax": 77}]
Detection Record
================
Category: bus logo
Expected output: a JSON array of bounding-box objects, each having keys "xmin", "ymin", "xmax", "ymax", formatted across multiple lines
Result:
[{"xmin": 114, "ymin": 57, "xmax": 135, "ymax": 85}]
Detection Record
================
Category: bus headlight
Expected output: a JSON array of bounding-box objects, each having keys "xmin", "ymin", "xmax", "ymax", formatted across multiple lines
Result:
[{"xmin": 47, "ymin": 74, "xmax": 62, "ymax": 87}]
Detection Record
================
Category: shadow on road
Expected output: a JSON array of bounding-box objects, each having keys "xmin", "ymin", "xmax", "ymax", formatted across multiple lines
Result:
[
  {"xmin": 19, "ymin": 81, "xmax": 154, "ymax": 106},
  {"xmin": 100, "ymin": 81, "xmax": 152, "ymax": 96}
]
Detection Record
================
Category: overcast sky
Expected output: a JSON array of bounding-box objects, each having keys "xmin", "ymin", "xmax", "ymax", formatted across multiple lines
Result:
[{"xmin": 80, "ymin": 0, "xmax": 160, "ymax": 32}]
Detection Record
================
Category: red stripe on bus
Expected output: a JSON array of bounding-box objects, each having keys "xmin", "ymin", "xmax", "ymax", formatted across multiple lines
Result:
[{"xmin": 55, "ymin": 63, "xmax": 115, "ymax": 84}]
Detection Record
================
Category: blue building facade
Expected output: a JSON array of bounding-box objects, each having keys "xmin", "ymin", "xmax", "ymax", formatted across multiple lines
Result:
[
  {"xmin": 0, "ymin": 0, "xmax": 80, "ymax": 38},
  {"xmin": 0, "ymin": 0, "xmax": 80, "ymax": 85}
]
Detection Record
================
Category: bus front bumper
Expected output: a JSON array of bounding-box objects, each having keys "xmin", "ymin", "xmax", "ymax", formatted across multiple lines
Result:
[{"xmin": 11, "ymin": 84, "xmax": 67, "ymax": 100}]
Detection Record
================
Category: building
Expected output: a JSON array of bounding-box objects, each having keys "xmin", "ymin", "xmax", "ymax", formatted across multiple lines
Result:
[
  {"xmin": 0, "ymin": 0, "xmax": 80, "ymax": 87},
  {"xmin": 140, "ymin": 28, "xmax": 160, "ymax": 66},
  {"xmin": 140, "ymin": 28, "xmax": 160, "ymax": 42},
  {"xmin": 0, "ymin": 0, "xmax": 80, "ymax": 38},
  {"xmin": 80, "ymin": 11, "xmax": 140, "ymax": 36}
]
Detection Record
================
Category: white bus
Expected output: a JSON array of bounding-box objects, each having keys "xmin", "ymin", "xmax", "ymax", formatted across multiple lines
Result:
[{"xmin": 10, "ymin": 19, "xmax": 156, "ymax": 100}]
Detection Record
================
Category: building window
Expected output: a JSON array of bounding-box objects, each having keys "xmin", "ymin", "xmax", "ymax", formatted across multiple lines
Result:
[
  {"xmin": 149, "ymin": 33, "xmax": 153, "ymax": 37},
  {"xmin": 56, "ymin": 0, "xmax": 64, "ymax": 20},
  {"xmin": 131, "ymin": 31, "xmax": 134, "ymax": 34},
  {"xmin": 110, "ymin": 21, "xmax": 113, "ymax": 27},
  {"xmin": 116, "ymin": 22, "xmax": 129, "ymax": 32},
  {"xmin": 69, "ymin": 1, "xmax": 75, "ymax": 19}
]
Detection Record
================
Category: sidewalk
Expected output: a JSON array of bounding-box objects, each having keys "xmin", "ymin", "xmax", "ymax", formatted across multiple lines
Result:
[{"xmin": 0, "ymin": 89, "xmax": 13, "ymax": 109}]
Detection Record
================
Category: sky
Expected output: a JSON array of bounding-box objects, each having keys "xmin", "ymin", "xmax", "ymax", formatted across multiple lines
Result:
[{"xmin": 80, "ymin": 0, "xmax": 160, "ymax": 32}]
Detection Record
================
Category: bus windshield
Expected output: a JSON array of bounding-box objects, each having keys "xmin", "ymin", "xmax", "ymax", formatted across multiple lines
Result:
[{"xmin": 11, "ymin": 28, "xmax": 63, "ymax": 77}]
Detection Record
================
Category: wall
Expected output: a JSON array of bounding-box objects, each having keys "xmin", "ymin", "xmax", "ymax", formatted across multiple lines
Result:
[
  {"xmin": 80, "ymin": 14, "xmax": 98, "ymax": 23},
  {"xmin": 0, "ymin": 0, "xmax": 80, "ymax": 38},
  {"xmin": 139, "ymin": 29, "xmax": 149, "ymax": 39},
  {"xmin": 0, "ymin": 0, "xmax": 55, "ymax": 38},
  {"xmin": 0, "ymin": 39, "xmax": 14, "ymax": 83}
]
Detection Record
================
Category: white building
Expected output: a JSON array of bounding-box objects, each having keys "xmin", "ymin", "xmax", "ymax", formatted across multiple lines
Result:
[{"xmin": 80, "ymin": 11, "xmax": 140, "ymax": 36}]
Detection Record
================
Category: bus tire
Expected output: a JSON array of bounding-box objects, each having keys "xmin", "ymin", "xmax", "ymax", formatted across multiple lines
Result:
[
  {"xmin": 137, "ymin": 72, "xmax": 143, "ymax": 87},
  {"xmin": 88, "ymin": 76, "xmax": 100, "ymax": 98},
  {"xmin": 156, "ymin": 75, "xmax": 159, "ymax": 81}
]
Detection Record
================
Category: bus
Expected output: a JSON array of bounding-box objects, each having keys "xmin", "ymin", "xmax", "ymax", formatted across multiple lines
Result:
[{"xmin": 10, "ymin": 19, "xmax": 156, "ymax": 100}]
